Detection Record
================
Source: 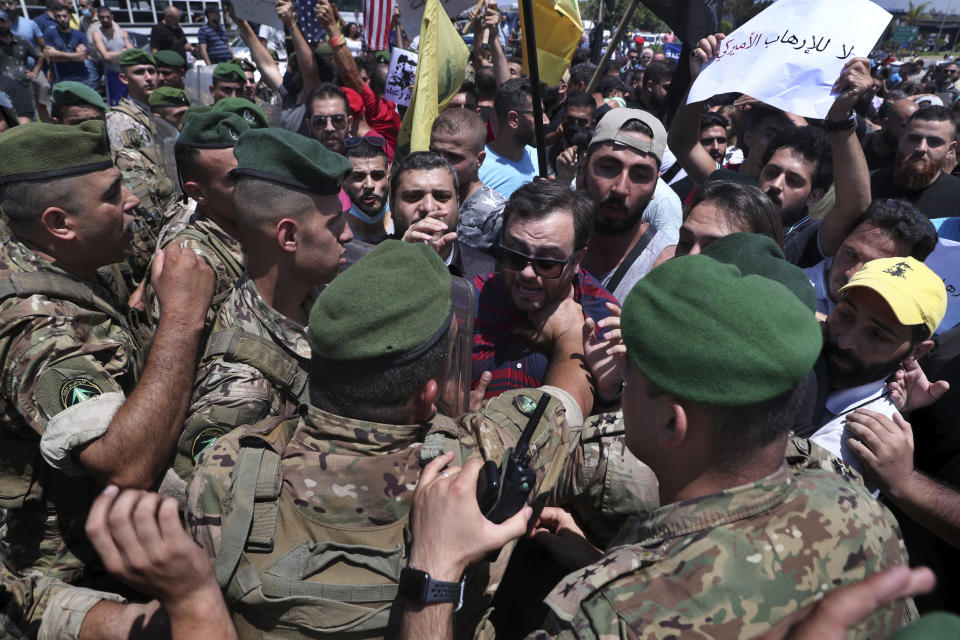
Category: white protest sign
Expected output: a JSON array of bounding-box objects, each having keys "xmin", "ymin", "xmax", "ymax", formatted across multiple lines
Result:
[
  {"xmin": 232, "ymin": 0, "xmax": 284, "ymax": 30},
  {"xmin": 687, "ymin": 0, "xmax": 891, "ymax": 119},
  {"xmin": 398, "ymin": 0, "xmax": 476, "ymax": 39},
  {"xmin": 385, "ymin": 48, "xmax": 418, "ymax": 106}
]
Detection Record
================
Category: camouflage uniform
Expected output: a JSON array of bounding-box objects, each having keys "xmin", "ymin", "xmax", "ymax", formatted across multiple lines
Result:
[
  {"xmin": 186, "ymin": 388, "xmax": 658, "ymax": 639},
  {"xmin": 532, "ymin": 440, "xmax": 915, "ymax": 639},
  {"xmin": 457, "ymin": 183, "xmax": 505, "ymax": 255},
  {"xmin": 173, "ymin": 274, "xmax": 311, "ymax": 480},
  {"xmin": 0, "ymin": 225, "xmax": 144, "ymax": 638},
  {"xmin": 154, "ymin": 198, "xmax": 245, "ymax": 303}
]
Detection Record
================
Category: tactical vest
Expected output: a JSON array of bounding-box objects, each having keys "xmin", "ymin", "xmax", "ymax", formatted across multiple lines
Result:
[
  {"xmin": 173, "ymin": 327, "xmax": 308, "ymax": 479},
  {"xmin": 0, "ymin": 271, "xmax": 145, "ymax": 509},
  {"xmin": 212, "ymin": 415, "xmax": 468, "ymax": 640}
]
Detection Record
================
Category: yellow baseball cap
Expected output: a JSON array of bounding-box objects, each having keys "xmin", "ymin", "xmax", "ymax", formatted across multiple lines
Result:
[{"xmin": 839, "ymin": 256, "xmax": 947, "ymax": 338}]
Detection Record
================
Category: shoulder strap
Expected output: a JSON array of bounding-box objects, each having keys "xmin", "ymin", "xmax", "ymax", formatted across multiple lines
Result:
[
  {"xmin": 605, "ymin": 225, "xmax": 657, "ymax": 295},
  {"xmin": 203, "ymin": 328, "xmax": 309, "ymax": 402},
  {"xmin": 0, "ymin": 271, "xmax": 133, "ymax": 334},
  {"xmin": 213, "ymin": 416, "xmax": 298, "ymax": 588},
  {"xmin": 176, "ymin": 226, "xmax": 245, "ymax": 282},
  {"xmin": 112, "ymin": 99, "xmax": 151, "ymax": 130},
  {"xmin": 661, "ymin": 161, "xmax": 683, "ymax": 183}
]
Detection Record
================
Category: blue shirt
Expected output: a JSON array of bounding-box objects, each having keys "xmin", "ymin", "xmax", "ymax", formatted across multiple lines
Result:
[
  {"xmin": 43, "ymin": 26, "xmax": 86, "ymax": 83},
  {"xmin": 11, "ymin": 17, "xmax": 42, "ymax": 46},
  {"xmin": 197, "ymin": 23, "xmax": 231, "ymax": 63},
  {"xmin": 932, "ymin": 216, "xmax": 960, "ymax": 241},
  {"xmin": 478, "ymin": 145, "xmax": 539, "ymax": 199},
  {"xmin": 32, "ymin": 13, "xmax": 56, "ymax": 35}
]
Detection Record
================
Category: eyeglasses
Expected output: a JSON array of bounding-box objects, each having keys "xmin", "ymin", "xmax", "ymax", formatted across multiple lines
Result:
[
  {"xmin": 496, "ymin": 244, "xmax": 577, "ymax": 279},
  {"xmin": 344, "ymin": 134, "xmax": 386, "ymax": 148},
  {"xmin": 311, "ymin": 114, "xmax": 347, "ymax": 129},
  {"xmin": 563, "ymin": 116, "xmax": 591, "ymax": 127}
]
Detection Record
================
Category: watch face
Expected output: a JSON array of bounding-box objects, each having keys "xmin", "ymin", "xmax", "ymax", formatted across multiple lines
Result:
[{"xmin": 399, "ymin": 567, "xmax": 429, "ymax": 601}]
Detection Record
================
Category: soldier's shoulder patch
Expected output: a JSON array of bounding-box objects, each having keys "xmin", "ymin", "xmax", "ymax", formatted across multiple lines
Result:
[
  {"xmin": 193, "ymin": 426, "xmax": 228, "ymax": 461},
  {"xmin": 59, "ymin": 377, "xmax": 102, "ymax": 409},
  {"xmin": 513, "ymin": 394, "xmax": 539, "ymax": 415}
]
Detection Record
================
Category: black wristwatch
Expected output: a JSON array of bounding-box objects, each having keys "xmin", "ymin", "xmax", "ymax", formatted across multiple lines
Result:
[
  {"xmin": 398, "ymin": 567, "xmax": 466, "ymax": 610},
  {"xmin": 824, "ymin": 111, "xmax": 857, "ymax": 132}
]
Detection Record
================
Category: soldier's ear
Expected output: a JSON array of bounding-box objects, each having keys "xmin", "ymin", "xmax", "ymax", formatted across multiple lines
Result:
[
  {"xmin": 413, "ymin": 378, "xmax": 439, "ymax": 422},
  {"xmin": 118, "ymin": 72, "xmax": 129, "ymax": 87},
  {"xmin": 183, "ymin": 180, "xmax": 203, "ymax": 203},
  {"xmin": 658, "ymin": 402, "xmax": 687, "ymax": 450},
  {"xmin": 40, "ymin": 206, "xmax": 76, "ymax": 241},
  {"xmin": 275, "ymin": 218, "xmax": 299, "ymax": 252}
]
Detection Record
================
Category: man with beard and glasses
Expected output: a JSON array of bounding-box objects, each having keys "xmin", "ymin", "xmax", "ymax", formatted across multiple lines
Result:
[
  {"xmin": 342, "ymin": 135, "xmax": 392, "ymax": 244},
  {"xmin": 472, "ymin": 180, "xmax": 619, "ymax": 403},
  {"xmin": 870, "ymin": 106, "xmax": 960, "ymax": 220},
  {"xmin": 806, "ymin": 256, "xmax": 947, "ymax": 489},
  {"xmin": 579, "ymin": 108, "xmax": 676, "ymax": 303},
  {"xmin": 804, "ymin": 199, "xmax": 938, "ymax": 315},
  {"xmin": 479, "ymin": 77, "xmax": 549, "ymax": 198},
  {"xmin": 306, "ymin": 83, "xmax": 351, "ymax": 155}
]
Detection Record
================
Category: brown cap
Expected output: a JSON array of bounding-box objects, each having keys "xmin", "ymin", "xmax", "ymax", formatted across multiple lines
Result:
[{"xmin": 589, "ymin": 108, "xmax": 667, "ymax": 163}]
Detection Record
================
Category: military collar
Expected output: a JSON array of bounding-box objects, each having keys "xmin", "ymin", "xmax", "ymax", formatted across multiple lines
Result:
[
  {"xmin": 623, "ymin": 464, "xmax": 795, "ymax": 547},
  {"xmin": 296, "ymin": 404, "xmax": 430, "ymax": 455},
  {"xmin": 236, "ymin": 273, "xmax": 311, "ymax": 359}
]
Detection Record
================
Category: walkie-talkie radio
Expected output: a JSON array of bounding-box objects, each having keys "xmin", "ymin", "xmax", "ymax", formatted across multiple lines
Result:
[{"xmin": 476, "ymin": 393, "xmax": 551, "ymax": 524}]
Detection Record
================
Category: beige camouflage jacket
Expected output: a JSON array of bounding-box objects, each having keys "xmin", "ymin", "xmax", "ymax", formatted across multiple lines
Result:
[
  {"xmin": 186, "ymin": 389, "xmax": 659, "ymax": 639},
  {"xmin": 0, "ymin": 227, "xmax": 143, "ymax": 630},
  {"xmin": 533, "ymin": 445, "xmax": 915, "ymax": 639},
  {"xmin": 175, "ymin": 274, "xmax": 310, "ymax": 478}
]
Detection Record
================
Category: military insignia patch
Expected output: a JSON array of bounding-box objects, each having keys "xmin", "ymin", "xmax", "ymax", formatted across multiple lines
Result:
[
  {"xmin": 59, "ymin": 378, "xmax": 102, "ymax": 409},
  {"xmin": 513, "ymin": 394, "xmax": 538, "ymax": 415},
  {"xmin": 192, "ymin": 427, "xmax": 228, "ymax": 461},
  {"xmin": 242, "ymin": 109, "xmax": 255, "ymax": 123},
  {"xmin": 228, "ymin": 125, "xmax": 240, "ymax": 141}
]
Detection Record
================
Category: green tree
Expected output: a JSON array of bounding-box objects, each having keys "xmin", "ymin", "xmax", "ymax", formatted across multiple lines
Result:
[
  {"xmin": 904, "ymin": 1, "xmax": 931, "ymax": 25},
  {"xmin": 579, "ymin": 0, "xmax": 668, "ymax": 33},
  {"xmin": 724, "ymin": 0, "xmax": 773, "ymax": 29}
]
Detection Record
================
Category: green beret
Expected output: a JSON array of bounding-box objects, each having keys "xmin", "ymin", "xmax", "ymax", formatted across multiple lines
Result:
[
  {"xmin": 149, "ymin": 86, "xmax": 190, "ymax": 108},
  {"xmin": 0, "ymin": 120, "xmax": 112, "ymax": 184},
  {"xmin": 622, "ymin": 255, "xmax": 822, "ymax": 406},
  {"xmin": 211, "ymin": 97, "xmax": 268, "ymax": 128},
  {"xmin": 50, "ymin": 81, "xmax": 107, "ymax": 110},
  {"xmin": 701, "ymin": 233, "xmax": 817, "ymax": 312},
  {"xmin": 890, "ymin": 613, "xmax": 960, "ymax": 640},
  {"xmin": 308, "ymin": 240, "xmax": 453, "ymax": 363},
  {"xmin": 176, "ymin": 112, "xmax": 250, "ymax": 149},
  {"xmin": 230, "ymin": 57, "xmax": 256, "ymax": 72},
  {"xmin": 231, "ymin": 127, "xmax": 351, "ymax": 195},
  {"xmin": 117, "ymin": 48, "xmax": 156, "ymax": 68},
  {"xmin": 153, "ymin": 49, "xmax": 186, "ymax": 69},
  {"xmin": 212, "ymin": 62, "xmax": 247, "ymax": 84}
]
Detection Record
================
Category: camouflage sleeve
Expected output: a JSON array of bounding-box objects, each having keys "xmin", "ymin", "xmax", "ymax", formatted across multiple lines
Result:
[
  {"xmin": 185, "ymin": 436, "xmax": 242, "ymax": 557},
  {"xmin": 0, "ymin": 307, "xmax": 127, "ymax": 471},
  {"xmin": 105, "ymin": 110, "xmax": 141, "ymax": 151},
  {"xmin": 159, "ymin": 234, "xmax": 235, "ymax": 299},
  {"xmin": 175, "ymin": 359, "xmax": 278, "ymax": 477}
]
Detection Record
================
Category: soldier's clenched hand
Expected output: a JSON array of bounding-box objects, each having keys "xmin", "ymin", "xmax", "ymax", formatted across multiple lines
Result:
[{"xmin": 152, "ymin": 242, "xmax": 215, "ymax": 329}]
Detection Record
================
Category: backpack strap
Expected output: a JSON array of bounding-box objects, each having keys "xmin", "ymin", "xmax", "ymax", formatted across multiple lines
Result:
[
  {"xmin": 420, "ymin": 414, "xmax": 464, "ymax": 468},
  {"xmin": 202, "ymin": 328, "xmax": 309, "ymax": 403}
]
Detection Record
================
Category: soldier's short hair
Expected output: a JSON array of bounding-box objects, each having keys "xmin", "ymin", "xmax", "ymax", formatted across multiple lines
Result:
[
  {"xmin": 231, "ymin": 176, "xmax": 331, "ymax": 231},
  {"xmin": 308, "ymin": 325, "xmax": 452, "ymax": 423},
  {"xmin": 0, "ymin": 176, "xmax": 83, "ymax": 227}
]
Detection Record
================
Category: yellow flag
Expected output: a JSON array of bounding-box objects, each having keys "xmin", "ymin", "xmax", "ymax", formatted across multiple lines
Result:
[
  {"xmin": 519, "ymin": 0, "xmax": 583, "ymax": 86},
  {"xmin": 396, "ymin": 0, "xmax": 470, "ymax": 157}
]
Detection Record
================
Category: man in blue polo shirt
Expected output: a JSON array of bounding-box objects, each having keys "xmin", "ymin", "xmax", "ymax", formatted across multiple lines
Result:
[
  {"xmin": 42, "ymin": 4, "xmax": 88, "ymax": 85},
  {"xmin": 197, "ymin": 6, "xmax": 232, "ymax": 66}
]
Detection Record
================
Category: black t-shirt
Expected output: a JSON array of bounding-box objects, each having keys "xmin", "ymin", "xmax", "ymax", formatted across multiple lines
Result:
[
  {"xmin": 870, "ymin": 167, "xmax": 960, "ymax": 219},
  {"xmin": 782, "ymin": 218, "xmax": 825, "ymax": 268},
  {"xmin": 0, "ymin": 74, "xmax": 33, "ymax": 119},
  {"xmin": 150, "ymin": 22, "xmax": 187, "ymax": 59},
  {"xmin": 860, "ymin": 130, "xmax": 896, "ymax": 172}
]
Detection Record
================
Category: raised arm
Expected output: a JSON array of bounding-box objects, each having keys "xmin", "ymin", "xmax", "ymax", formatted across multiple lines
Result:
[
  {"xmin": 487, "ymin": 6, "xmax": 510, "ymax": 88},
  {"xmin": 818, "ymin": 58, "xmax": 874, "ymax": 257},
  {"xmin": 666, "ymin": 33, "xmax": 726, "ymax": 186},
  {"xmin": 228, "ymin": 3, "xmax": 282, "ymax": 90},
  {"xmin": 314, "ymin": 0, "xmax": 363, "ymax": 92},
  {"xmin": 76, "ymin": 245, "xmax": 215, "ymax": 489}
]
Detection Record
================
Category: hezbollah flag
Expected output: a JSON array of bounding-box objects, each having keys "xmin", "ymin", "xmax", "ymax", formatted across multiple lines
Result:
[
  {"xmin": 520, "ymin": 0, "xmax": 583, "ymax": 86},
  {"xmin": 396, "ymin": 0, "xmax": 469, "ymax": 157}
]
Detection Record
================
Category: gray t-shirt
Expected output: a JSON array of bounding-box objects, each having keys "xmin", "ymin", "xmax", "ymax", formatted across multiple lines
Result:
[
  {"xmin": 457, "ymin": 182, "xmax": 506, "ymax": 254},
  {"xmin": 593, "ymin": 227, "xmax": 674, "ymax": 303}
]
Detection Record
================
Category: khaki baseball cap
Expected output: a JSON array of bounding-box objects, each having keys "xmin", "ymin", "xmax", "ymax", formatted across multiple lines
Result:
[{"xmin": 589, "ymin": 108, "xmax": 667, "ymax": 163}]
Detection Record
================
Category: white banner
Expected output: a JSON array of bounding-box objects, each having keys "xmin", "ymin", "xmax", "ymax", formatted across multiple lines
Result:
[
  {"xmin": 385, "ymin": 48, "xmax": 418, "ymax": 106},
  {"xmin": 232, "ymin": 0, "xmax": 285, "ymax": 30},
  {"xmin": 687, "ymin": 0, "xmax": 891, "ymax": 119}
]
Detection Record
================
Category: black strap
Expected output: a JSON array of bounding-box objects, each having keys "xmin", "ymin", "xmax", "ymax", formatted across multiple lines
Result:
[
  {"xmin": 605, "ymin": 225, "xmax": 657, "ymax": 295},
  {"xmin": 661, "ymin": 161, "xmax": 683, "ymax": 183}
]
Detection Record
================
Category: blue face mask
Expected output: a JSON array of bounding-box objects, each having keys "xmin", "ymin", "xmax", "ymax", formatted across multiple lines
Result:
[
  {"xmin": 81, "ymin": 8, "xmax": 91, "ymax": 17},
  {"xmin": 348, "ymin": 202, "xmax": 388, "ymax": 224}
]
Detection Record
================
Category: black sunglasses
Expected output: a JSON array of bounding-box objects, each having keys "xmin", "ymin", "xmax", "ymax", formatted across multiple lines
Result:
[
  {"xmin": 311, "ymin": 114, "xmax": 347, "ymax": 129},
  {"xmin": 497, "ymin": 244, "xmax": 577, "ymax": 279},
  {"xmin": 344, "ymin": 134, "xmax": 386, "ymax": 148}
]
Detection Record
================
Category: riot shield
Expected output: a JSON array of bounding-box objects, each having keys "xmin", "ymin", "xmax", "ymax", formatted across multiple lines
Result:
[{"xmin": 150, "ymin": 114, "xmax": 181, "ymax": 194}]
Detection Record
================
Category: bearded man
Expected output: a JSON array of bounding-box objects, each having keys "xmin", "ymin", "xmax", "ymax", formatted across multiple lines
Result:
[{"xmin": 870, "ymin": 106, "xmax": 960, "ymax": 219}]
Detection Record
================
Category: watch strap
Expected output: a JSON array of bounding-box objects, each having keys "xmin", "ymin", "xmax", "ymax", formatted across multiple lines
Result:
[
  {"xmin": 399, "ymin": 567, "xmax": 466, "ymax": 610},
  {"xmin": 824, "ymin": 111, "xmax": 857, "ymax": 132}
]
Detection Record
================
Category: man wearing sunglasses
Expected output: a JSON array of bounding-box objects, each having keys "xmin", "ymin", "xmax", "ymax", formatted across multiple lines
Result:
[
  {"xmin": 306, "ymin": 83, "xmax": 352, "ymax": 154},
  {"xmin": 472, "ymin": 180, "xmax": 619, "ymax": 404}
]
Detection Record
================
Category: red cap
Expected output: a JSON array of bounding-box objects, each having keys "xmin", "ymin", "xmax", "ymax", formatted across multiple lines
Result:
[{"xmin": 340, "ymin": 86, "xmax": 364, "ymax": 117}]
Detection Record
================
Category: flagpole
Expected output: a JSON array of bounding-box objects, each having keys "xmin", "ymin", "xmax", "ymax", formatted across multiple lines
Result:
[
  {"xmin": 586, "ymin": 0, "xmax": 640, "ymax": 95},
  {"xmin": 520, "ymin": 0, "xmax": 547, "ymax": 177}
]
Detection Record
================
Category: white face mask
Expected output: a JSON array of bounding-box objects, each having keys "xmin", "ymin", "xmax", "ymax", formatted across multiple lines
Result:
[{"xmin": 348, "ymin": 201, "xmax": 389, "ymax": 224}]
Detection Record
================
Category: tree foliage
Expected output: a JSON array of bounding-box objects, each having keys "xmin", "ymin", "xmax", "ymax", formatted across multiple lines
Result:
[
  {"xmin": 904, "ymin": 1, "xmax": 932, "ymax": 26},
  {"xmin": 579, "ymin": 0, "xmax": 668, "ymax": 33},
  {"xmin": 725, "ymin": 0, "xmax": 773, "ymax": 29}
]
